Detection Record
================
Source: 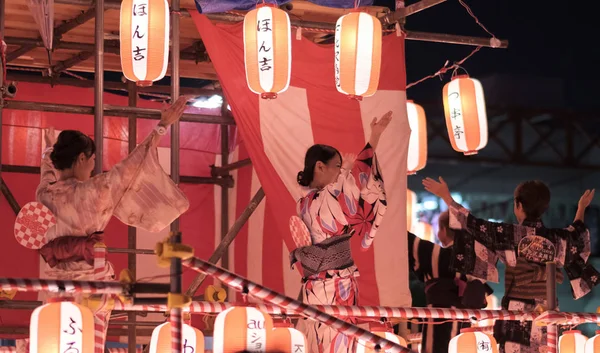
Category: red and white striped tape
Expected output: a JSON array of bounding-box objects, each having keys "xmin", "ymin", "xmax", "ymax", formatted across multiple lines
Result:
[{"xmin": 182, "ymin": 257, "xmax": 414, "ymax": 353}]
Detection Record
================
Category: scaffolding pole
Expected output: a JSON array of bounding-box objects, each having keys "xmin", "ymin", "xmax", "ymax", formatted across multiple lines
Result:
[
  {"xmin": 94, "ymin": 0, "xmax": 104, "ymax": 175},
  {"xmin": 127, "ymin": 81, "xmax": 138, "ymax": 353},
  {"xmin": 170, "ymin": 0, "xmax": 184, "ymax": 351}
]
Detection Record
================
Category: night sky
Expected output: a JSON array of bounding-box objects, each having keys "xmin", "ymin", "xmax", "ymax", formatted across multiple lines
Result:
[{"xmin": 401, "ymin": 0, "xmax": 598, "ymax": 111}]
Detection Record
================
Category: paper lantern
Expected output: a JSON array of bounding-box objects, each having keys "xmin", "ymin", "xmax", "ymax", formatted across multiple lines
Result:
[
  {"xmin": 334, "ymin": 10, "xmax": 382, "ymax": 99},
  {"xmin": 356, "ymin": 331, "xmax": 407, "ymax": 353},
  {"xmin": 213, "ymin": 307, "xmax": 274, "ymax": 352},
  {"xmin": 560, "ymin": 330, "xmax": 587, "ymax": 353},
  {"xmin": 243, "ymin": 3, "xmax": 291, "ymax": 99},
  {"xmin": 268, "ymin": 327, "xmax": 307, "ymax": 353},
  {"xmin": 585, "ymin": 330, "xmax": 600, "ymax": 353},
  {"xmin": 413, "ymin": 221, "xmax": 434, "ymax": 243},
  {"xmin": 442, "ymin": 75, "xmax": 488, "ymax": 155},
  {"xmin": 149, "ymin": 322, "xmax": 204, "ymax": 353},
  {"xmin": 406, "ymin": 100, "xmax": 427, "ymax": 175},
  {"xmin": 120, "ymin": 0, "xmax": 169, "ymax": 87},
  {"xmin": 30, "ymin": 301, "xmax": 95, "ymax": 353},
  {"xmin": 448, "ymin": 327, "xmax": 498, "ymax": 353}
]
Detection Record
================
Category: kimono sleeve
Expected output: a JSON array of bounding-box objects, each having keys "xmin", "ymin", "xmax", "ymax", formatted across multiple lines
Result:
[
  {"xmin": 329, "ymin": 143, "xmax": 387, "ymax": 250},
  {"xmin": 448, "ymin": 200, "xmax": 522, "ymax": 267},
  {"xmin": 554, "ymin": 221, "xmax": 600, "ymax": 299},
  {"xmin": 37, "ymin": 148, "xmax": 58, "ymax": 191},
  {"xmin": 81, "ymin": 133, "xmax": 189, "ymax": 232}
]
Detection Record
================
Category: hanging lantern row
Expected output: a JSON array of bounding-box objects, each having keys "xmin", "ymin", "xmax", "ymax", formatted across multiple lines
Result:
[
  {"xmin": 120, "ymin": 0, "xmax": 170, "ymax": 87},
  {"xmin": 117, "ymin": 2, "xmax": 489, "ymax": 158},
  {"xmin": 243, "ymin": 4, "xmax": 382, "ymax": 100}
]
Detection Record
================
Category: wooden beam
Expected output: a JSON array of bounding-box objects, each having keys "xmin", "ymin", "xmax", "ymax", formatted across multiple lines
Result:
[
  {"xmin": 0, "ymin": 177, "xmax": 21, "ymax": 215},
  {"xmin": 4, "ymin": 37, "xmax": 202, "ymax": 62},
  {"xmin": 6, "ymin": 72, "xmax": 221, "ymax": 96},
  {"xmin": 54, "ymin": 0, "xmax": 509, "ymax": 49},
  {"xmin": 382, "ymin": 0, "xmax": 448, "ymax": 24},
  {"xmin": 3, "ymin": 100, "xmax": 235, "ymax": 125},
  {"xmin": 50, "ymin": 51, "xmax": 94, "ymax": 75},
  {"xmin": 6, "ymin": 7, "xmax": 97, "ymax": 62}
]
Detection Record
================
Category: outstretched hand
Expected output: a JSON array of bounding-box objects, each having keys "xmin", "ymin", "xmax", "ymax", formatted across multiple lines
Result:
[
  {"xmin": 342, "ymin": 153, "xmax": 356, "ymax": 170},
  {"xmin": 370, "ymin": 111, "xmax": 392, "ymax": 136},
  {"xmin": 422, "ymin": 176, "xmax": 453, "ymax": 204},
  {"xmin": 44, "ymin": 127, "xmax": 56, "ymax": 148},
  {"xmin": 578, "ymin": 189, "xmax": 595, "ymax": 209},
  {"xmin": 368, "ymin": 111, "xmax": 393, "ymax": 149},
  {"xmin": 160, "ymin": 95, "xmax": 195, "ymax": 127}
]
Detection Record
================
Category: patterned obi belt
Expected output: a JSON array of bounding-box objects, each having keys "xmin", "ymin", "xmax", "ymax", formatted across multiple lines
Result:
[
  {"xmin": 290, "ymin": 234, "xmax": 354, "ymax": 280},
  {"xmin": 39, "ymin": 231, "xmax": 104, "ymax": 268}
]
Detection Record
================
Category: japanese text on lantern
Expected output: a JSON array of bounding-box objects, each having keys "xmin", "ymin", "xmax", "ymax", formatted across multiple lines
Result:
[
  {"xmin": 131, "ymin": 0, "xmax": 148, "ymax": 62},
  {"xmin": 453, "ymin": 125, "xmax": 464, "ymax": 139},
  {"xmin": 62, "ymin": 317, "xmax": 82, "ymax": 353},
  {"xmin": 449, "ymin": 92, "xmax": 461, "ymax": 120},
  {"xmin": 294, "ymin": 344, "xmax": 304, "ymax": 353},
  {"xmin": 256, "ymin": 18, "xmax": 273, "ymax": 72},
  {"xmin": 334, "ymin": 23, "xmax": 341, "ymax": 87},
  {"xmin": 478, "ymin": 340, "xmax": 491, "ymax": 351},
  {"xmin": 183, "ymin": 339, "xmax": 194, "ymax": 353},
  {"xmin": 247, "ymin": 319, "xmax": 266, "ymax": 350}
]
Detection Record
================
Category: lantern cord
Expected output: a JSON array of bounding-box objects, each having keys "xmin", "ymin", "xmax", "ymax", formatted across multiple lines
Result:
[
  {"xmin": 457, "ymin": 0, "xmax": 498, "ymax": 42},
  {"xmin": 405, "ymin": 45, "xmax": 481, "ymax": 89}
]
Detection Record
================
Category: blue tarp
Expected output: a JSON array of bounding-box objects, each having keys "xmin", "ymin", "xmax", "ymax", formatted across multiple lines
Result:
[{"xmin": 194, "ymin": 0, "xmax": 394, "ymax": 14}]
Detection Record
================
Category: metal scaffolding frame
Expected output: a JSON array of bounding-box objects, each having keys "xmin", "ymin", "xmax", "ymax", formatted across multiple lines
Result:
[{"xmin": 0, "ymin": 0, "xmax": 510, "ymax": 351}]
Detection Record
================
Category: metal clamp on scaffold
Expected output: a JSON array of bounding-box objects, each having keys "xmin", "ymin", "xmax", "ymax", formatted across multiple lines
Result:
[
  {"xmin": 154, "ymin": 236, "xmax": 194, "ymax": 268},
  {"xmin": 167, "ymin": 292, "xmax": 192, "ymax": 310},
  {"xmin": 205, "ymin": 285, "xmax": 227, "ymax": 303}
]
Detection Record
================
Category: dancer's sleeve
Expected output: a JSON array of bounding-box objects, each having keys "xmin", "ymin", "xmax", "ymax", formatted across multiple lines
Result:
[
  {"xmin": 328, "ymin": 143, "xmax": 387, "ymax": 249},
  {"xmin": 37, "ymin": 147, "xmax": 58, "ymax": 190},
  {"xmin": 550, "ymin": 222, "xmax": 599, "ymax": 299},
  {"xmin": 82, "ymin": 131, "xmax": 189, "ymax": 232}
]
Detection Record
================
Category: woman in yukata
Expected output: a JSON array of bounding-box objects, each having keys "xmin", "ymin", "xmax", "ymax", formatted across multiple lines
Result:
[
  {"xmin": 290, "ymin": 111, "xmax": 392, "ymax": 353},
  {"xmin": 31, "ymin": 96, "xmax": 191, "ymax": 350}
]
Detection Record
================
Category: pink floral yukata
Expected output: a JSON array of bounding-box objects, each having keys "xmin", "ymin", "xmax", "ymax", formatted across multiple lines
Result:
[
  {"xmin": 21, "ymin": 132, "xmax": 189, "ymax": 352},
  {"xmin": 295, "ymin": 143, "xmax": 387, "ymax": 353}
]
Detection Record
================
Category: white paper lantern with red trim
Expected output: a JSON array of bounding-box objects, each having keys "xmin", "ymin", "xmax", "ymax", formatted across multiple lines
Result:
[
  {"xmin": 406, "ymin": 100, "xmax": 427, "ymax": 175},
  {"xmin": 243, "ymin": 3, "xmax": 292, "ymax": 99},
  {"xmin": 334, "ymin": 10, "xmax": 382, "ymax": 99},
  {"xmin": 442, "ymin": 74, "xmax": 488, "ymax": 155}
]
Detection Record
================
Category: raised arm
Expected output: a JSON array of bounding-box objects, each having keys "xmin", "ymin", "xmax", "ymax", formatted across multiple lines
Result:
[
  {"xmin": 328, "ymin": 112, "xmax": 392, "ymax": 249},
  {"xmin": 38, "ymin": 127, "xmax": 58, "ymax": 189},
  {"xmin": 422, "ymin": 177, "xmax": 521, "ymax": 266}
]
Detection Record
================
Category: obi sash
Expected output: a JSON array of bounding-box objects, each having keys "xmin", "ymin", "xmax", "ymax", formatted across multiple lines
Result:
[
  {"xmin": 39, "ymin": 231, "xmax": 104, "ymax": 268},
  {"xmin": 290, "ymin": 234, "xmax": 354, "ymax": 278}
]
